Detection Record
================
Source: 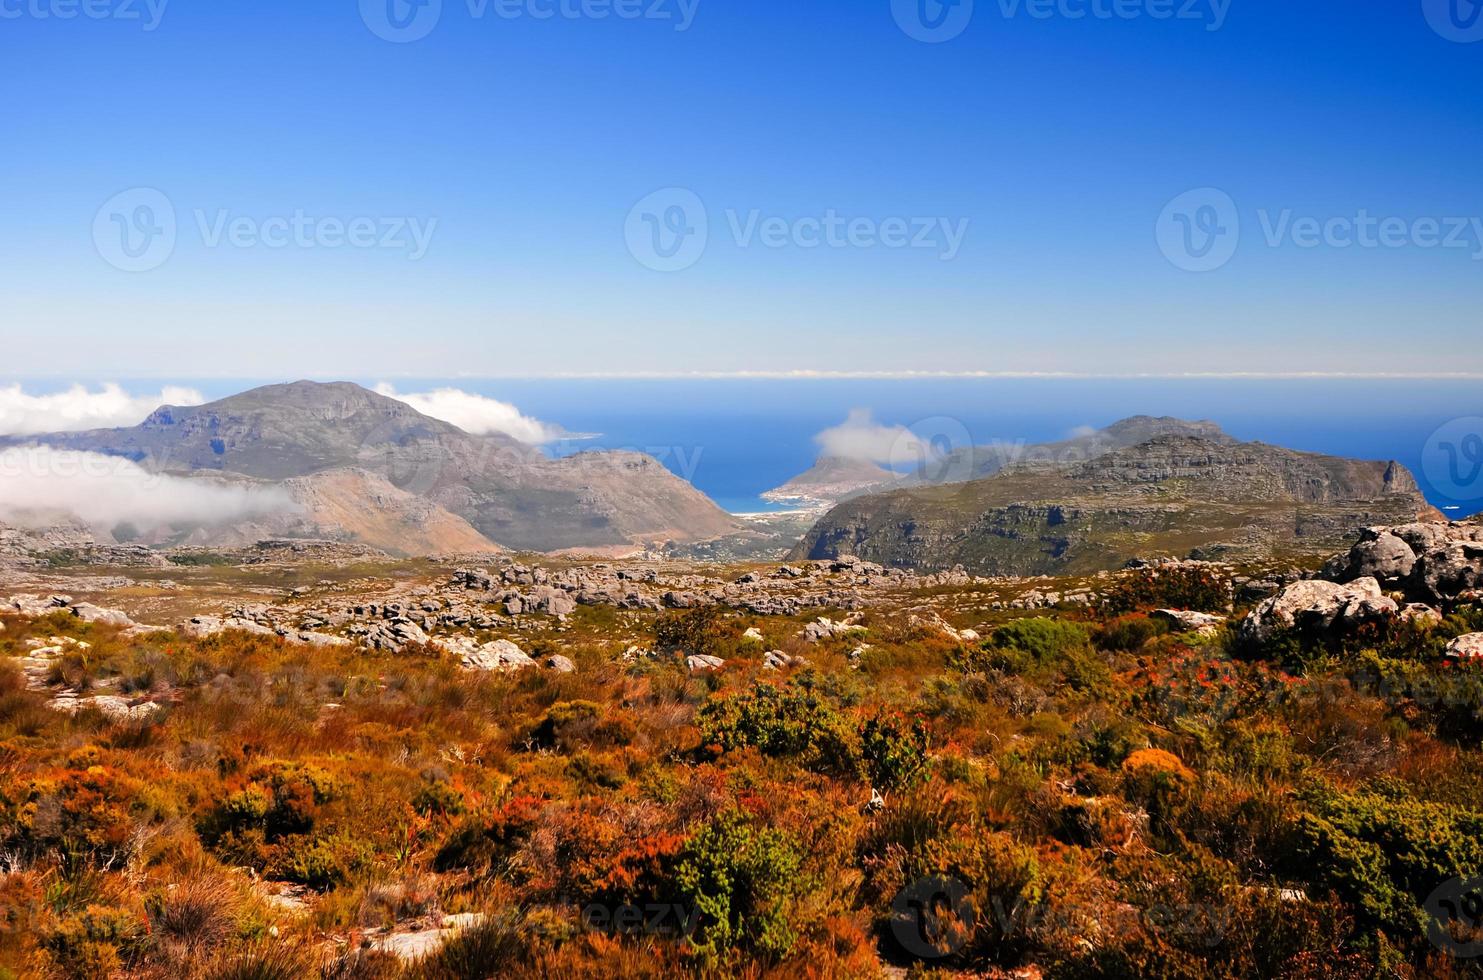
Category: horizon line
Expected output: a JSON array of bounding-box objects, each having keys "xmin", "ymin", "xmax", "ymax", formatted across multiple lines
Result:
[{"xmin": 7, "ymin": 370, "xmax": 1483, "ymax": 382}]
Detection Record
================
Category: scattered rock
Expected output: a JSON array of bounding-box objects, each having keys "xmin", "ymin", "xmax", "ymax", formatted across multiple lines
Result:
[
  {"xmin": 1446, "ymin": 633, "xmax": 1483, "ymax": 660},
  {"xmin": 1239, "ymin": 578, "xmax": 1397, "ymax": 646},
  {"xmin": 368, "ymin": 912, "xmax": 486, "ymax": 963},
  {"xmin": 1152, "ymin": 609, "xmax": 1226, "ymax": 636},
  {"xmin": 687, "ymin": 654, "xmax": 725, "ymax": 672},
  {"xmin": 762, "ymin": 650, "xmax": 808, "ymax": 670},
  {"xmin": 1399, "ymin": 604, "xmax": 1443, "ymax": 628},
  {"xmin": 801, "ymin": 616, "xmax": 867, "ymax": 642}
]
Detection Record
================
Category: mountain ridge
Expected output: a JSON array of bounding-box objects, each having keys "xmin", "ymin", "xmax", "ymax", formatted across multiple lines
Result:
[
  {"xmin": 790, "ymin": 433, "xmax": 1442, "ymax": 575},
  {"xmin": 4, "ymin": 381, "xmax": 742, "ymax": 553}
]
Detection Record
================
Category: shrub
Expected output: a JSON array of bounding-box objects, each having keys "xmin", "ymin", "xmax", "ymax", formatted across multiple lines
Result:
[
  {"xmin": 964, "ymin": 619, "xmax": 1112, "ymax": 695},
  {"xmin": 1101, "ymin": 565, "xmax": 1232, "ymax": 615},
  {"xmin": 202, "ymin": 941, "xmax": 314, "ymax": 980},
  {"xmin": 433, "ymin": 795, "xmax": 542, "ymax": 877},
  {"xmin": 11, "ymin": 766, "xmax": 152, "ymax": 870},
  {"xmin": 39, "ymin": 904, "xmax": 148, "ymax": 979},
  {"xmin": 1096, "ymin": 614, "xmax": 1168, "ymax": 652},
  {"xmin": 654, "ymin": 606, "xmax": 738, "ymax": 659},
  {"xmin": 859, "ymin": 712, "xmax": 932, "ymax": 792},
  {"xmin": 406, "ymin": 913, "xmax": 529, "ymax": 980},
  {"xmin": 673, "ymin": 809, "xmax": 805, "ymax": 962},
  {"xmin": 146, "ymin": 873, "xmax": 242, "ymax": 957},
  {"xmin": 1292, "ymin": 780, "xmax": 1483, "ymax": 944},
  {"xmin": 276, "ymin": 832, "xmax": 370, "ymax": 891},
  {"xmin": 990, "ymin": 618, "xmax": 1090, "ymax": 663},
  {"xmin": 201, "ymin": 761, "xmax": 339, "ymax": 848},
  {"xmin": 698, "ymin": 674, "xmax": 863, "ymax": 779}
]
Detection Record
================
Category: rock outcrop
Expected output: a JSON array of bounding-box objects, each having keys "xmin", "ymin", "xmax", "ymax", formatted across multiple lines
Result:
[
  {"xmin": 1322, "ymin": 522, "xmax": 1483, "ymax": 606},
  {"xmin": 1239, "ymin": 578, "xmax": 1397, "ymax": 646}
]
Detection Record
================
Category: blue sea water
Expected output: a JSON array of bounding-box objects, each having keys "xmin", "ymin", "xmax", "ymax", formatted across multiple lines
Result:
[{"xmin": 11, "ymin": 377, "xmax": 1483, "ymax": 518}]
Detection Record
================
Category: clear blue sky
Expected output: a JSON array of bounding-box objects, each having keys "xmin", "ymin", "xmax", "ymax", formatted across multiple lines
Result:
[{"xmin": 2, "ymin": 0, "xmax": 1481, "ymax": 377}]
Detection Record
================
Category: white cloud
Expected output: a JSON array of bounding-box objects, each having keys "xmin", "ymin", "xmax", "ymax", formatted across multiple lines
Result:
[
  {"xmin": 815, "ymin": 409, "xmax": 926, "ymax": 464},
  {"xmin": 1067, "ymin": 425, "xmax": 1099, "ymax": 439},
  {"xmin": 0, "ymin": 383, "xmax": 205, "ymax": 436},
  {"xmin": 0, "ymin": 447, "xmax": 293, "ymax": 530},
  {"xmin": 373, "ymin": 384, "xmax": 575, "ymax": 444}
]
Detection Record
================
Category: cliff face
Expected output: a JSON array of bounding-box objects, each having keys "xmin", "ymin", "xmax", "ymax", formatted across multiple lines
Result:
[{"xmin": 791, "ymin": 436, "xmax": 1441, "ymax": 576}]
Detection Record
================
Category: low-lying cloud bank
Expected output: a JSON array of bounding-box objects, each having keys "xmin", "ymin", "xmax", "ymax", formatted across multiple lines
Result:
[
  {"xmin": 0, "ymin": 447, "xmax": 293, "ymax": 530},
  {"xmin": 815, "ymin": 409, "xmax": 926, "ymax": 464},
  {"xmin": 373, "ymin": 384, "xmax": 581, "ymax": 444},
  {"xmin": 0, "ymin": 383, "xmax": 205, "ymax": 436}
]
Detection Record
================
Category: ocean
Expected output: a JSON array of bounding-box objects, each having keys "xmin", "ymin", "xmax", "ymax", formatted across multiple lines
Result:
[{"xmin": 11, "ymin": 377, "xmax": 1483, "ymax": 518}]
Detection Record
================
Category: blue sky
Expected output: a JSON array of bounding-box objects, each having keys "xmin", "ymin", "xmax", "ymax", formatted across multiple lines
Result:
[{"xmin": 2, "ymin": 0, "xmax": 1482, "ymax": 377}]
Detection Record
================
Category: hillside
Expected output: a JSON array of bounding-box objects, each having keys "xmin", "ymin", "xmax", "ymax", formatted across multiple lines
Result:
[
  {"xmin": 908, "ymin": 415, "xmax": 1238, "ymax": 486},
  {"xmin": 760, "ymin": 455, "xmax": 901, "ymax": 507},
  {"xmin": 6, "ymin": 381, "xmax": 742, "ymax": 553},
  {"xmin": 791, "ymin": 435, "xmax": 1442, "ymax": 575}
]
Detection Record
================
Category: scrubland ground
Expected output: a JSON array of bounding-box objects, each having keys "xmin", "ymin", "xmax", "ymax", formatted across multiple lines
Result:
[{"xmin": 1, "ymin": 555, "xmax": 1482, "ymax": 978}]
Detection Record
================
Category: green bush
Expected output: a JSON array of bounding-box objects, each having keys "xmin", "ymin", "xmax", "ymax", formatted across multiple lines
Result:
[
  {"xmin": 674, "ymin": 809, "xmax": 805, "ymax": 962},
  {"xmin": 654, "ymin": 606, "xmax": 739, "ymax": 659},
  {"xmin": 991, "ymin": 618, "xmax": 1090, "ymax": 663},
  {"xmin": 963, "ymin": 618, "xmax": 1112, "ymax": 695},
  {"xmin": 698, "ymin": 673, "xmax": 863, "ymax": 779},
  {"xmin": 860, "ymin": 712, "xmax": 932, "ymax": 792},
  {"xmin": 1293, "ymin": 780, "xmax": 1483, "ymax": 943}
]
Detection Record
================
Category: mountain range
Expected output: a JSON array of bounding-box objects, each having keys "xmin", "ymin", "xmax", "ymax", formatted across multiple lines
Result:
[
  {"xmin": 790, "ymin": 428, "xmax": 1441, "ymax": 576},
  {"xmin": 0, "ymin": 392, "xmax": 1444, "ymax": 572},
  {"xmin": 2, "ymin": 382, "xmax": 741, "ymax": 555}
]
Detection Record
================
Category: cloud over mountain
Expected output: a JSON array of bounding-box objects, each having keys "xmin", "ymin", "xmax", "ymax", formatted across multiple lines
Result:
[
  {"xmin": 373, "ymin": 384, "xmax": 574, "ymax": 444},
  {"xmin": 0, "ymin": 447, "xmax": 293, "ymax": 530},
  {"xmin": 814, "ymin": 409, "xmax": 925, "ymax": 464},
  {"xmin": 0, "ymin": 383, "xmax": 205, "ymax": 436}
]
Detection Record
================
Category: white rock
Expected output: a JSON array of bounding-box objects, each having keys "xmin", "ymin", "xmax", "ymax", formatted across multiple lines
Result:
[
  {"xmin": 687, "ymin": 654, "xmax": 725, "ymax": 672},
  {"xmin": 1446, "ymin": 633, "xmax": 1483, "ymax": 660}
]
